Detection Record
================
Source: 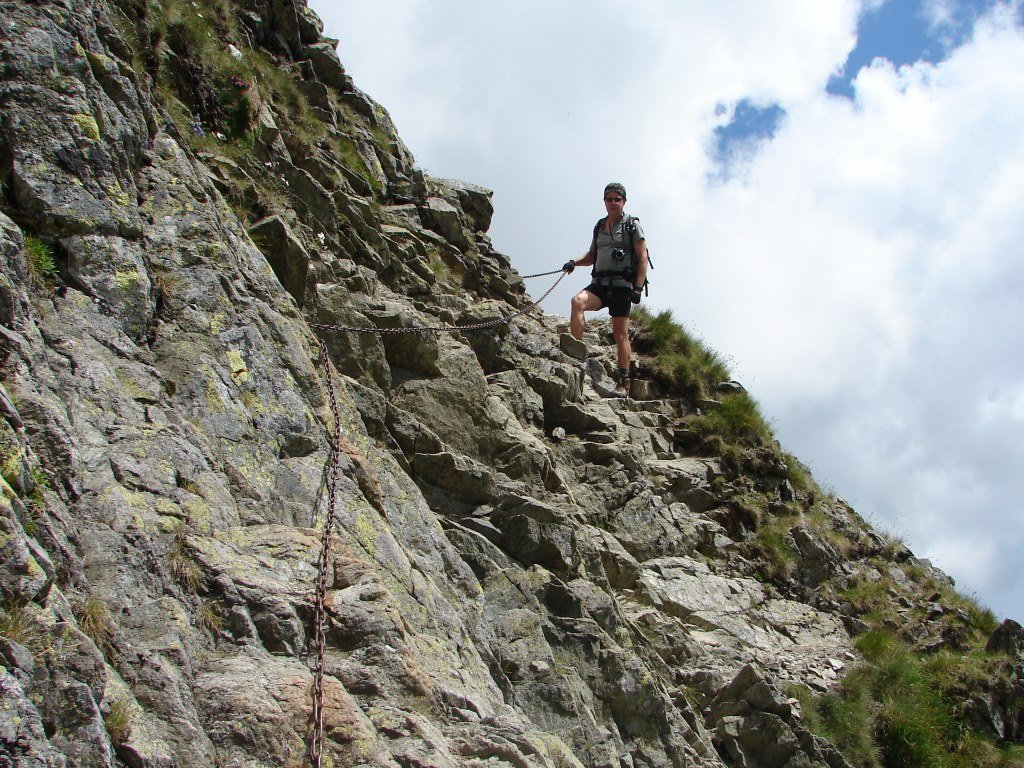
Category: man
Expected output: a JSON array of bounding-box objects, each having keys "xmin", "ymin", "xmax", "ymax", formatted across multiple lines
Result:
[{"xmin": 563, "ymin": 182, "xmax": 649, "ymax": 398}]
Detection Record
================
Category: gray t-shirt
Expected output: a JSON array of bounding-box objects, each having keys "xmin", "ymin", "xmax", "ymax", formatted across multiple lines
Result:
[{"xmin": 590, "ymin": 216, "xmax": 645, "ymax": 275}]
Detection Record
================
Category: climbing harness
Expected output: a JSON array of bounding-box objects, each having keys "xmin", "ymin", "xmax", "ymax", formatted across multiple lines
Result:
[
  {"xmin": 306, "ymin": 268, "xmax": 563, "ymax": 764},
  {"xmin": 589, "ymin": 215, "xmax": 653, "ymax": 297}
]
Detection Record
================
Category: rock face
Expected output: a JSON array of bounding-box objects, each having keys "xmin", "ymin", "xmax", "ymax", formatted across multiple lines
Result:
[{"xmin": 0, "ymin": 1, "xmax": 1018, "ymax": 767}]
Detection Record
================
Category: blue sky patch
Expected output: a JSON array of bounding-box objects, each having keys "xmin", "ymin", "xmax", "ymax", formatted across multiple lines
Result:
[
  {"xmin": 711, "ymin": 99, "xmax": 787, "ymax": 180},
  {"xmin": 828, "ymin": 0, "xmax": 1015, "ymax": 98},
  {"xmin": 710, "ymin": 0, "xmax": 1021, "ymax": 177}
]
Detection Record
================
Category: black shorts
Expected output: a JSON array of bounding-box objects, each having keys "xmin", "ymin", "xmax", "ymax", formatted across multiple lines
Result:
[{"xmin": 586, "ymin": 283, "xmax": 632, "ymax": 318}]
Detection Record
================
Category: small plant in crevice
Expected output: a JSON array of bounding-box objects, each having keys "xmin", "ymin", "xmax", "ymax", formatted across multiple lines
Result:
[
  {"xmin": 751, "ymin": 514, "xmax": 800, "ymax": 583},
  {"xmin": 19, "ymin": 465, "xmax": 51, "ymax": 537},
  {"xmin": 197, "ymin": 599, "xmax": 226, "ymax": 636},
  {"xmin": 169, "ymin": 526, "xmax": 204, "ymax": 592},
  {"xmin": 0, "ymin": 600, "xmax": 46, "ymax": 657},
  {"xmin": 104, "ymin": 698, "xmax": 134, "ymax": 745},
  {"xmin": 336, "ymin": 133, "xmax": 382, "ymax": 195},
  {"xmin": 75, "ymin": 596, "xmax": 115, "ymax": 655},
  {"xmin": 28, "ymin": 465, "xmax": 50, "ymax": 505},
  {"xmin": 24, "ymin": 235, "xmax": 56, "ymax": 285}
]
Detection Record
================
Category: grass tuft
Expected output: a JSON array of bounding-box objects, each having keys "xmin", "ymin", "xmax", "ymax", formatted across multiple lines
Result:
[
  {"xmin": 0, "ymin": 600, "xmax": 46, "ymax": 657},
  {"xmin": 169, "ymin": 526, "xmax": 204, "ymax": 592},
  {"xmin": 24, "ymin": 235, "xmax": 56, "ymax": 284},
  {"xmin": 104, "ymin": 698, "xmax": 134, "ymax": 744},
  {"xmin": 198, "ymin": 599, "xmax": 226, "ymax": 635},
  {"xmin": 632, "ymin": 307, "xmax": 730, "ymax": 400},
  {"xmin": 691, "ymin": 391, "xmax": 774, "ymax": 447},
  {"xmin": 799, "ymin": 629, "xmax": 1024, "ymax": 768},
  {"xmin": 751, "ymin": 513, "xmax": 799, "ymax": 581},
  {"xmin": 75, "ymin": 597, "xmax": 115, "ymax": 655}
]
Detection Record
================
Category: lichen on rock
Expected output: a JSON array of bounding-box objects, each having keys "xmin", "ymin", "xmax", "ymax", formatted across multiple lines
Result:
[{"xmin": 0, "ymin": 1, "xmax": 1018, "ymax": 767}]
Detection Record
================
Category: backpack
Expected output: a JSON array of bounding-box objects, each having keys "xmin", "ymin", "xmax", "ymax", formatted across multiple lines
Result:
[{"xmin": 591, "ymin": 214, "xmax": 653, "ymax": 295}]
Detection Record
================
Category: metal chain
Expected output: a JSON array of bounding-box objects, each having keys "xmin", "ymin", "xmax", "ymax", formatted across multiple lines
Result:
[
  {"xmin": 518, "ymin": 267, "xmax": 565, "ymax": 279},
  {"xmin": 309, "ymin": 338, "xmax": 343, "ymax": 768},
  {"xmin": 308, "ymin": 272, "xmax": 566, "ymax": 337},
  {"xmin": 307, "ymin": 269, "xmax": 565, "ymax": 763}
]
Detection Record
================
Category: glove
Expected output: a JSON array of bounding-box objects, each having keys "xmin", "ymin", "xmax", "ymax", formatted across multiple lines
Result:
[
  {"xmin": 562, "ymin": 260, "xmax": 575, "ymax": 274},
  {"xmin": 631, "ymin": 287, "xmax": 643, "ymax": 304}
]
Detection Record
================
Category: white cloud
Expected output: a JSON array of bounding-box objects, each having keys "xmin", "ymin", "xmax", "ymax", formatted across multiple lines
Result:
[
  {"xmin": 923, "ymin": 0, "xmax": 959, "ymax": 32},
  {"xmin": 719, "ymin": 10, "xmax": 1024, "ymax": 620},
  {"xmin": 981, "ymin": 386, "xmax": 1024, "ymax": 423},
  {"xmin": 312, "ymin": 1, "xmax": 1024, "ymax": 620}
]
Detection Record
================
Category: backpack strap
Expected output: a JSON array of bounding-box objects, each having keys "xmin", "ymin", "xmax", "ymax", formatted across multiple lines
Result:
[
  {"xmin": 624, "ymin": 215, "xmax": 636, "ymax": 267},
  {"xmin": 591, "ymin": 217, "xmax": 605, "ymax": 252},
  {"xmin": 623, "ymin": 215, "xmax": 653, "ymax": 295}
]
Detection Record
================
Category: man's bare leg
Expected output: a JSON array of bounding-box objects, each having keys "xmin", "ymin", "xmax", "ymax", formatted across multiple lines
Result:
[
  {"xmin": 570, "ymin": 289, "xmax": 602, "ymax": 340},
  {"xmin": 612, "ymin": 316, "xmax": 631, "ymax": 371}
]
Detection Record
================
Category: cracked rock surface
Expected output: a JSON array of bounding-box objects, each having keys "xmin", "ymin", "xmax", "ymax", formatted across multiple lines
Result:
[{"xmin": 0, "ymin": 1, "xmax": 1020, "ymax": 767}]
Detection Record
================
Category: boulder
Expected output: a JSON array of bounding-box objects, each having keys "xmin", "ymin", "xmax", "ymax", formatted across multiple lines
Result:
[
  {"xmin": 791, "ymin": 526, "xmax": 843, "ymax": 588},
  {"xmin": 434, "ymin": 177, "xmax": 494, "ymax": 233},
  {"xmin": 714, "ymin": 712, "xmax": 805, "ymax": 768},
  {"xmin": 497, "ymin": 515, "xmax": 575, "ymax": 572},
  {"xmin": 248, "ymin": 215, "xmax": 310, "ymax": 307},
  {"xmin": 304, "ymin": 41, "xmax": 348, "ymax": 91},
  {"xmin": 422, "ymin": 196, "xmax": 469, "ymax": 250},
  {"xmin": 413, "ymin": 451, "xmax": 498, "ymax": 504},
  {"xmin": 987, "ymin": 619, "xmax": 1024, "ymax": 659}
]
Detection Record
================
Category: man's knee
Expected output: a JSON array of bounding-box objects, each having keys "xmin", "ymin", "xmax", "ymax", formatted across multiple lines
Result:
[{"xmin": 572, "ymin": 292, "xmax": 596, "ymax": 313}]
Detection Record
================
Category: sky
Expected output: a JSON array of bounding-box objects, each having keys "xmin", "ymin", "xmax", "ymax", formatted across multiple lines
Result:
[{"xmin": 308, "ymin": 0, "xmax": 1024, "ymax": 623}]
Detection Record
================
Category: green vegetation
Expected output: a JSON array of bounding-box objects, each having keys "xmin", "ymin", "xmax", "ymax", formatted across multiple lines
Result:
[
  {"xmin": 169, "ymin": 526, "xmax": 203, "ymax": 592},
  {"xmin": 198, "ymin": 599, "xmax": 226, "ymax": 635},
  {"xmin": 691, "ymin": 391, "xmax": 774, "ymax": 447},
  {"xmin": 750, "ymin": 512, "xmax": 800, "ymax": 581},
  {"xmin": 151, "ymin": 0, "xmax": 258, "ymax": 140},
  {"xmin": 427, "ymin": 253, "xmax": 447, "ymax": 280},
  {"xmin": 783, "ymin": 453, "xmax": 818, "ymax": 496},
  {"xmin": 104, "ymin": 699, "xmax": 134, "ymax": 744},
  {"xmin": 794, "ymin": 629, "xmax": 1023, "ymax": 768},
  {"xmin": 17, "ymin": 466, "xmax": 51, "ymax": 537},
  {"xmin": 632, "ymin": 308, "xmax": 778, "ymax": 451},
  {"xmin": 251, "ymin": 50, "xmax": 327, "ymax": 145},
  {"xmin": 337, "ymin": 136, "xmax": 382, "ymax": 194},
  {"xmin": 632, "ymin": 307, "xmax": 730, "ymax": 400},
  {"xmin": 75, "ymin": 596, "xmax": 115, "ymax": 654},
  {"xmin": 0, "ymin": 600, "xmax": 46, "ymax": 656},
  {"xmin": 24, "ymin": 235, "xmax": 56, "ymax": 284},
  {"xmin": 115, "ymin": 0, "xmax": 329, "ymax": 151},
  {"xmin": 29, "ymin": 466, "xmax": 50, "ymax": 503},
  {"xmin": 965, "ymin": 599, "xmax": 999, "ymax": 637}
]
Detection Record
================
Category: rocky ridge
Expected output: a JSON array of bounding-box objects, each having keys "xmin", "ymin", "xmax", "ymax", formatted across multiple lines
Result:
[{"xmin": 0, "ymin": 1, "xmax": 1021, "ymax": 766}]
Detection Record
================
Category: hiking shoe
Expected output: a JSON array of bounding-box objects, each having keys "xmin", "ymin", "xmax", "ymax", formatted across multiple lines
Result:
[{"xmin": 611, "ymin": 379, "xmax": 629, "ymax": 398}]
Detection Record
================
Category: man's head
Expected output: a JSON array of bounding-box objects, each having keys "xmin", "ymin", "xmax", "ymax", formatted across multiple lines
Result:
[{"xmin": 604, "ymin": 183, "xmax": 627, "ymax": 202}]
